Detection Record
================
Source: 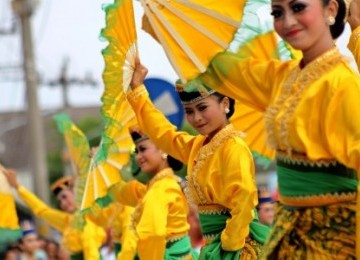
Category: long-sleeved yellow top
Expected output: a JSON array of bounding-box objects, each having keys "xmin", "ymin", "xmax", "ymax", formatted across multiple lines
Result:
[
  {"xmin": 87, "ymin": 203, "xmax": 137, "ymax": 260},
  {"xmin": 110, "ymin": 168, "xmax": 190, "ymax": 260},
  {"xmin": 17, "ymin": 185, "xmax": 106, "ymax": 259},
  {"xmin": 0, "ymin": 171, "xmax": 19, "ymax": 230},
  {"xmin": 195, "ymin": 46, "xmax": 360, "ymax": 173},
  {"xmin": 127, "ymin": 86, "xmax": 257, "ymax": 251},
  {"xmin": 0, "ymin": 193, "xmax": 19, "ymax": 230},
  {"xmin": 348, "ymin": 25, "xmax": 360, "ymax": 71}
]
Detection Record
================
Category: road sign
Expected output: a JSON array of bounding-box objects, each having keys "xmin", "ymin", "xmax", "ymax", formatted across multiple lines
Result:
[{"xmin": 144, "ymin": 78, "xmax": 184, "ymax": 128}]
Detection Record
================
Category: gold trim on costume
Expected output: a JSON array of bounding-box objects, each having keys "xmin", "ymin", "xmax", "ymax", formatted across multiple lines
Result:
[
  {"xmin": 264, "ymin": 47, "xmax": 346, "ymax": 156},
  {"xmin": 185, "ymin": 124, "xmax": 243, "ymax": 205},
  {"xmin": 197, "ymin": 204, "xmax": 229, "ymax": 214},
  {"xmin": 280, "ymin": 192, "xmax": 357, "ymax": 207},
  {"xmin": 166, "ymin": 233, "xmax": 188, "ymax": 243},
  {"xmin": 147, "ymin": 168, "xmax": 181, "ymax": 188},
  {"xmin": 276, "ymin": 150, "xmax": 338, "ymax": 168}
]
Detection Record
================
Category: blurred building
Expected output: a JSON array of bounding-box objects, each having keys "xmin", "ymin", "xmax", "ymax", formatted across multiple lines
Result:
[{"xmin": 0, "ymin": 106, "xmax": 101, "ymax": 206}]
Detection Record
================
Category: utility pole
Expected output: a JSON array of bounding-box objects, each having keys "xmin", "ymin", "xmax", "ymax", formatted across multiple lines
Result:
[
  {"xmin": 12, "ymin": 0, "xmax": 49, "ymax": 207},
  {"xmin": 59, "ymin": 58, "xmax": 70, "ymax": 108},
  {"xmin": 43, "ymin": 57, "xmax": 98, "ymax": 109}
]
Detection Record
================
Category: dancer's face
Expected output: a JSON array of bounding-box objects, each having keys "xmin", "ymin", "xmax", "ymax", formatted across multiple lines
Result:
[
  {"xmin": 135, "ymin": 139, "xmax": 166, "ymax": 174},
  {"xmin": 184, "ymin": 95, "xmax": 229, "ymax": 139},
  {"xmin": 271, "ymin": 0, "xmax": 335, "ymax": 51},
  {"xmin": 56, "ymin": 189, "xmax": 76, "ymax": 213}
]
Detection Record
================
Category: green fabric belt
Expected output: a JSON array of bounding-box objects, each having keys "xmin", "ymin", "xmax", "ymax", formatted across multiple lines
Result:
[
  {"xmin": 70, "ymin": 252, "xmax": 84, "ymax": 260},
  {"xmin": 198, "ymin": 212, "xmax": 242, "ymax": 259},
  {"xmin": 199, "ymin": 234, "xmax": 240, "ymax": 260},
  {"xmin": 199, "ymin": 211, "xmax": 269, "ymax": 245},
  {"xmin": 165, "ymin": 235, "xmax": 195, "ymax": 259},
  {"xmin": 199, "ymin": 211, "xmax": 231, "ymax": 237},
  {"xmin": 249, "ymin": 217, "xmax": 271, "ymax": 245},
  {"xmin": 114, "ymin": 242, "xmax": 121, "ymax": 256},
  {"xmin": 277, "ymin": 159, "xmax": 357, "ymax": 197}
]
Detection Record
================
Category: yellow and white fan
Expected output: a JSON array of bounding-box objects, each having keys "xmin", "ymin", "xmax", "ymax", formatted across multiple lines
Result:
[
  {"xmin": 81, "ymin": 95, "xmax": 137, "ymax": 211},
  {"xmin": 140, "ymin": 0, "xmax": 244, "ymax": 83},
  {"xmin": 53, "ymin": 113, "xmax": 91, "ymax": 209},
  {"xmin": 101, "ymin": 0, "xmax": 137, "ymax": 100},
  {"xmin": 80, "ymin": 0, "xmax": 138, "ymax": 212}
]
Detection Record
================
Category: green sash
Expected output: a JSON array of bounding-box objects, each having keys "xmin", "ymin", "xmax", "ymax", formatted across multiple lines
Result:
[
  {"xmin": 198, "ymin": 211, "xmax": 270, "ymax": 259},
  {"xmin": 277, "ymin": 159, "xmax": 357, "ymax": 199},
  {"xmin": 114, "ymin": 242, "xmax": 121, "ymax": 257},
  {"xmin": 249, "ymin": 210, "xmax": 271, "ymax": 245},
  {"xmin": 165, "ymin": 235, "xmax": 197, "ymax": 259},
  {"xmin": 70, "ymin": 253, "xmax": 84, "ymax": 260}
]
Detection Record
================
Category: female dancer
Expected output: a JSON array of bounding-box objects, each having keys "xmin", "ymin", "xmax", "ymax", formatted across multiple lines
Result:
[
  {"xmin": 180, "ymin": 0, "xmax": 360, "ymax": 257},
  {"xmin": 109, "ymin": 126, "xmax": 196, "ymax": 259},
  {"xmin": 348, "ymin": 0, "xmax": 360, "ymax": 69},
  {"xmin": 127, "ymin": 63, "xmax": 270, "ymax": 259},
  {"xmin": 4, "ymin": 170, "xmax": 106, "ymax": 260}
]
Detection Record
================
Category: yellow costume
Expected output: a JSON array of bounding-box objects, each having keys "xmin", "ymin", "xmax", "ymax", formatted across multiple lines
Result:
[
  {"xmin": 348, "ymin": 25, "xmax": 360, "ymax": 71},
  {"xmin": 88, "ymin": 203, "xmax": 137, "ymax": 259},
  {"xmin": 126, "ymin": 86, "xmax": 266, "ymax": 258},
  {"xmin": 16, "ymin": 185, "xmax": 106, "ymax": 259},
  {"xmin": 110, "ymin": 168, "xmax": 193, "ymax": 259},
  {"xmin": 185, "ymin": 46, "xmax": 360, "ymax": 258},
  {"xmin": 0, "ymin": 170, "xmax": 22, "ymax": 252}
]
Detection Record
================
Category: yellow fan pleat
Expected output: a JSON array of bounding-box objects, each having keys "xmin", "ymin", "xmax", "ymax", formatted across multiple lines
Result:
[
  {"xmin": 81, "ymin": 0, "xmax": 138, "ymax": 212},
  {"xmin": 140, "ymin": 0, "xmax": 245, "ymax": 82}
]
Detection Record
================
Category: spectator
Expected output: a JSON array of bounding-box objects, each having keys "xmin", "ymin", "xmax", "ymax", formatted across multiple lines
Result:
[{"xmin": 257, "ymin": 187, "xmax": 275, "ymax": 227}]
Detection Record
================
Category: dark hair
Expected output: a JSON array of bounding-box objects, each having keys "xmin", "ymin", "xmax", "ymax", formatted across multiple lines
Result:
[
  {"xmin": 323, "ymin": 0, "xmax": 346, "ymax": 39},
  {"xmin": 130, "ymin": 138, "xmax": 183, "ymax": 173},
  {"xmin": 213, "ymin": 92, "xmax": 235, "ymax": 119},
  {"xmin": 167, "ymin": 155, "xmax": 183, "ymax": 171}
]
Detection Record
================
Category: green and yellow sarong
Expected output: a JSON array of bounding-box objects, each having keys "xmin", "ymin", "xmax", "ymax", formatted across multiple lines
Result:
[{"xmin": 263, "ymin": 155, "xmax": 357, "ymax": 259}]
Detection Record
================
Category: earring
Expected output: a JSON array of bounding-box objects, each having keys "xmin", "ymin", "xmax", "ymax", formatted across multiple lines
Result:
[
  {"xmin": 327, "ymin": 16, "xmax": 335, "ymax": 26},
  {"xmin": 225, "ymin": 107, "xmax": 230, "ymax": 114},
  {"xmin": 161, "ymin": 153, "xmax": 168, "ymax": 159}
]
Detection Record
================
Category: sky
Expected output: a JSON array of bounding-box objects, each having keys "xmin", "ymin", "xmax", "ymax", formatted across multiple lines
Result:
[
  {"xmin": 0, "ymin": 0, "xmax": 357, "ymax": 112},
  {"xmin": 0, "ymin": 0, "xmax": 178, "ymax": 112}
]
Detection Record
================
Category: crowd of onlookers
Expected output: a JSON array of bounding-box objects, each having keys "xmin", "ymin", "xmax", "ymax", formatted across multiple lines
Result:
[
  {"xmin": 1, "ymin": 185, "xmax": 275, "ymax": 260},
  {"xmin": 1, "ymin": 221, "xmax": 70, "ymax": 260},
  {"xmin": 1, "ymin": 235, "xmax": 70, "ymax": 260}
]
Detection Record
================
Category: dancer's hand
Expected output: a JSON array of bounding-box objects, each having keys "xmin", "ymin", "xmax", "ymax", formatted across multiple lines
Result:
[
  {"xmin": 348, "ymin": 0, "xmax": 360, "ymax": 31},
  {"xmin": 3, "ymin": 168, "xmax": 19, "ymax": 188},
  {"xmin": 130, "ymin": 57, "xmax": 148, "ymax": 89}
]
